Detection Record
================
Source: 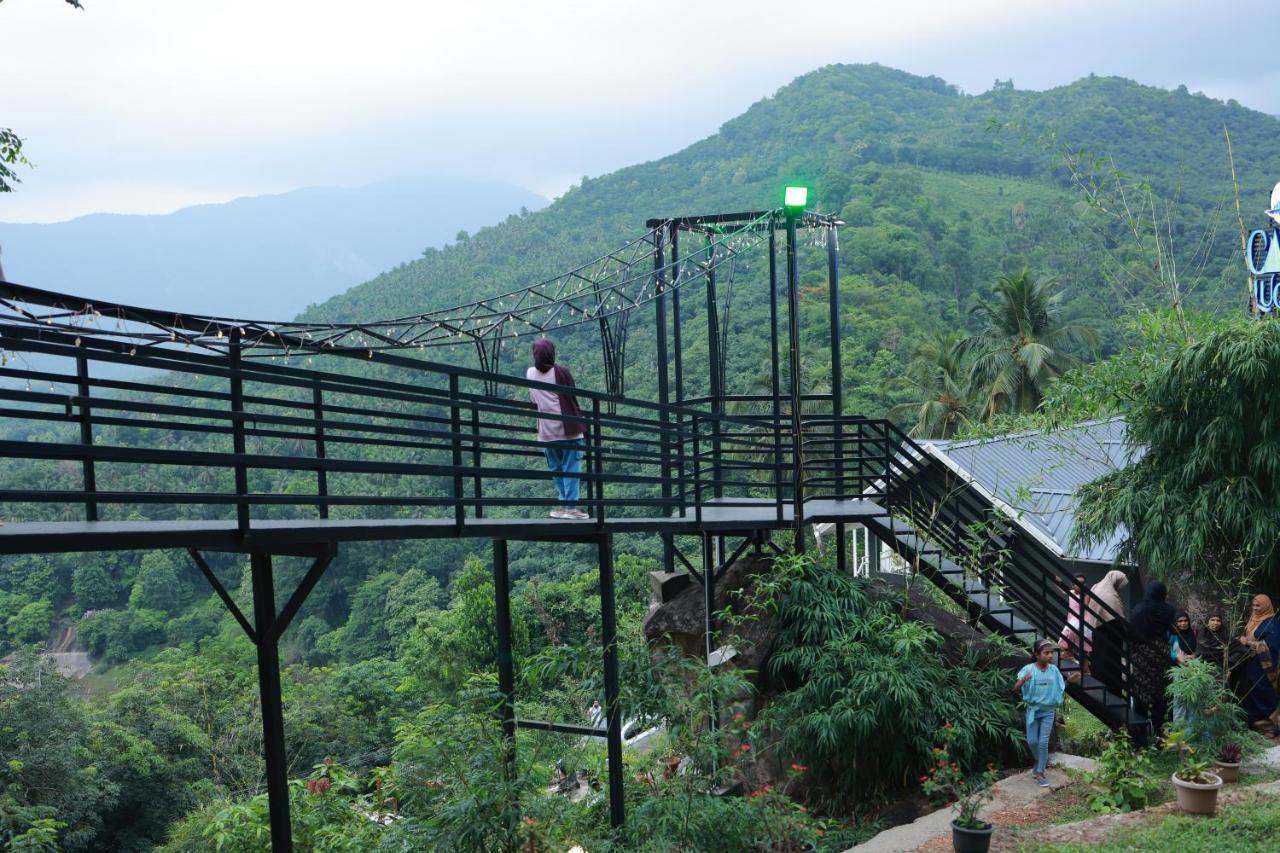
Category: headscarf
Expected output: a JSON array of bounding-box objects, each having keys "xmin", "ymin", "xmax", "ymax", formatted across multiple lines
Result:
[
  {"xmin": 1129, "ymin": 580, "xmax": 1177, "ymax": 641},
  {"xmin": 531, "ymin": 338, "xmax": 584, "ymax": 438},
  {"xmin": 1199, "ymin": 610, "xmax": 1231, "ymax": 667},
  {"xmin": 1244, "ymin": 594, "xmax": 1276, "ymax": 640},
  {"xmin": 1171, "ymin": 609, "xmax": 1197, "ymax": 654},
  {"xmin": 1086, "ymin": 570, "xmax": 1128, "ymax": 627}
]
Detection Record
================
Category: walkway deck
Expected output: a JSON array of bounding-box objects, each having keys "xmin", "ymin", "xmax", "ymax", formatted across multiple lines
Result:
[{"xmin": 0, "ymin": 498, "xmax": 886, "ymax": 554}]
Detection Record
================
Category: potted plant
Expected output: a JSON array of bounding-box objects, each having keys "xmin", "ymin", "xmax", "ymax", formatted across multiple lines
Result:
[
  {"xmin": 1213, "ymin": 742, "xmax": 1242, "ymax": 783},
  {"xmin": 1165, "ymin": 731, "xmax": 1223, "ymax": 815},
  {"xmin": 921, "ymin": 724, "xmax": 999, "ymax": 853}
]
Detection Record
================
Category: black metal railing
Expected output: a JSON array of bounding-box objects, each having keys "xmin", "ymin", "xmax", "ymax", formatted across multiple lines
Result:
[
  {"xmin": 0, "ymin": 327, "xmax": 907, "ymax": 529},
  {"xmin": 868, "ymin": 419, "xmax": 1136, "ymax": 726}
]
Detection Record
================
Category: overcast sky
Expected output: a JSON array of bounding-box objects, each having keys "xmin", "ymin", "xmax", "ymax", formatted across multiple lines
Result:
[{"xmin": 1, "ymin": 0, "xmax": 1271, "ymax": 223}]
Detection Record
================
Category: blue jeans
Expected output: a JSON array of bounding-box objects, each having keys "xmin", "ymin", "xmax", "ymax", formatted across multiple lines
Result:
[
  {"xmin": 1025, "ymin": 707, "xmax": 1054, "ymax": 775},
  {"xmin": 543, "ymin": 438, "xmax": 583, "ymax": 507}
]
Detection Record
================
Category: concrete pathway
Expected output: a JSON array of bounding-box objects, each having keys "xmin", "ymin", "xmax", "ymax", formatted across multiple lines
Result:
[{"xmin": 847, "ymin": 753, "xmax": 1096, "ymax": 853}]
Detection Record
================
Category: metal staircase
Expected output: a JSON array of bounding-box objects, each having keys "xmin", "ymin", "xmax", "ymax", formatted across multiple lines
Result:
[{"xmin": 859, "ymin": 427, "xmax": 1145, "ymax": 734}]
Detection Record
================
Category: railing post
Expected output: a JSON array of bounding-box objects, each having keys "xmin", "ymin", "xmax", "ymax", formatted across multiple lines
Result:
[
  {"xmin": 591, "ymin": 397, "xmax": 605, "ymax": 525},
  {"xmin": 449, "ymin": 374, "xmax": 464, "ymax": 530},
  {"xmin": 229, "ymin": 341, "xmax": 250, "ymax": 535},
  {"xmin": 471, "ymin": 407, "xmax": 484, "ymax": 519},
  {"xmin": 75, "ymin": 354, "xmax": 97, "ymax": 522},
  {"xmin": 312, "ymin": 379, "xmax": 328, "ymax": 520},
  {"xmin": 693, "ymin": 416, "xmax": 703, "ymax": 526}
]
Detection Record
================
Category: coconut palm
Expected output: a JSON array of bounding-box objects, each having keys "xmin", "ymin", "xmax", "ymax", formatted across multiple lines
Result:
[
  {"xmin": 889, "ymin": 330, "xmax": 973, "ymax": 439},
  {"xmin": 963, "ymin": 269, "xmax": 1097, "ymax": 418}
]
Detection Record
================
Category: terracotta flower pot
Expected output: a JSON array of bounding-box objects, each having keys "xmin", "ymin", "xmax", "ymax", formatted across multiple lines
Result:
[
  {"xmin": 1213, "ymin": 760, "xmax": 1240, "ymax": 783},
  {"xmin": 1171, "ymin": 771, "xmax": 1222, "ymax": 815},
  {"xmin": 950, "ymin": 819, "xmax": 993, "ymax": 853}
]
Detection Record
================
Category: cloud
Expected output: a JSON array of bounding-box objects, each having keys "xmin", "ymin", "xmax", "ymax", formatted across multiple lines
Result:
[{"xmin": 0, "ymin": 0, "xmax": 1269, "ymax": 222}]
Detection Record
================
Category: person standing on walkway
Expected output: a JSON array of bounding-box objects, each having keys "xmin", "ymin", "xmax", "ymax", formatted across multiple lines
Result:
[
  {"xmin": 1238, "ymin": 594, "xmax": 1280, "ymax": 737},
  {"xmin": 527, "ymin": 338, "xmax": 588, "ymax": 519},
  {"xmin": 1014, "ymin": 639, "xmax": 1080, "ymax": 787},
  {"xmin": 1085, "ymin": 570, "xmax": 1129, "ymax": 698}
]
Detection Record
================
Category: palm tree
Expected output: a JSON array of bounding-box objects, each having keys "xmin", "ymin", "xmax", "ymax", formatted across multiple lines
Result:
[
  {"xmin": 963, "ymin": 269, "xmax": 1097, "ymax": 418},
  {"xmin": 889, "ymin": 330, "xmax": 972, "ymax": 439}
]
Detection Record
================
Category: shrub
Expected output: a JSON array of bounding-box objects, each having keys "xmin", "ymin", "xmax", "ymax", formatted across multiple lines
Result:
[
  {"xmin": 1082, "ymin": 732, "xmax": 1159, "ymax": 813},
  {"xmin": 756, "ymin": 553, "xmax": 1017, "ymax": 803},
  {"xmin": 1166, "ymin": 657, "xmax": 1249, "ymax": 758}
]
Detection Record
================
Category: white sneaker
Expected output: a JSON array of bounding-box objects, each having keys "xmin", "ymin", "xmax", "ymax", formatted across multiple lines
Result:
[
  {"xmin": 550, "ymin": 510, "xmax": 570, "ymax": 519},
  {"xmin": 566, "ymin": 509, "xmax": 590, "ymax": 519}
]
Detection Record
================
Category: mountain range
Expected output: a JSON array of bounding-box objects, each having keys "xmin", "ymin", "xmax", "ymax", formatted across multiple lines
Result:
[{"xmin": 0, "ymin": 176, "xmax": 547, "ymax": 320}]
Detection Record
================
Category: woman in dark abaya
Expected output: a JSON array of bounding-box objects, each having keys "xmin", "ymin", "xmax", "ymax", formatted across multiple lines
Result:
[
  {"xmin": 1129, "ymin": 581, "xmax": 1178, "ymax": 738},
  {"xmin": 1238, "ymin": 594, "xmax": 1280, "ymax": 737}
]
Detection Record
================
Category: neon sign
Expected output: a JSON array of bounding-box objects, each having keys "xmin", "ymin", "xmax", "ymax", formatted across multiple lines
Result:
[{"xmin": 1248, "ymin": 183, "xmax": 1280, "ymax": 314}]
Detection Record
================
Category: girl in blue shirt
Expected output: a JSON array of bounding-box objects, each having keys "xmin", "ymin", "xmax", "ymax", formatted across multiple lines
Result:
[{"xmin": 1014, "ymin": 639, "xmax": 1081, "ymax": 786}]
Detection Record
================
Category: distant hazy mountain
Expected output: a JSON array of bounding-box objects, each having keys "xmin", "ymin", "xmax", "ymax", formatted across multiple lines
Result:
[{"xmin": 0, "ymin": 176, "xmax": 547, "ymax": 320}]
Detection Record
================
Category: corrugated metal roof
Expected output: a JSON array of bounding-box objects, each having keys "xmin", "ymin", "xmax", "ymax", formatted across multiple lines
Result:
[{"xmin": 925, "ymin": 418, "xmax": 1141, "ymax": 563}]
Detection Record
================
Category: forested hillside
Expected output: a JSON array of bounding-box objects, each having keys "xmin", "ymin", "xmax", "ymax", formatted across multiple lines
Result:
[{"xmin": 4, "ymin": 63, "xmax": 1280, "ymax": 850}]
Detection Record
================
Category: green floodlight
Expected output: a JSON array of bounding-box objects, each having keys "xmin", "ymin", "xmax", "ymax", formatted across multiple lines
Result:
[{"xmin": 783, "ymin": 185, "xmax": 808, "ymax": 211}]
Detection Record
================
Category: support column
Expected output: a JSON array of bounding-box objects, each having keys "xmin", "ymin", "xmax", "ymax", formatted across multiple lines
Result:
[
  {"xmin": 250, "ymin": 552, "xmax": 292, "ymax": 852},
  {"xmin": 828, "ymin": 225, "xmax": 846, "ymax": 572},
  {"xmin": 705, "ymin": 234, "xmax": 723, "ymax": 501},
  {"xmin": 493, "ymin": 540, "xmax": 516, "ymax": 777},
  {"xmin": 597, "ymin": 535, "xmax": 625, "ymax": 829},
  {"xmin": 654, "ymin": 228, "xmax": 675, "ymax": 571},
  {"xmin": 769, "ymin": 227, "xmax": 784, "ymax": 523},
  {"xmin": 785, "ymin": 213, "xmax": 805, "ymax": 553}
]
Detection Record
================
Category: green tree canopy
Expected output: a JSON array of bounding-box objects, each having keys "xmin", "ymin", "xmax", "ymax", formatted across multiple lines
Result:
[
  {"xmin": 1075, "ymin": 318, "xmax": 1280, "ymax": 590},
  {"xmin": 964, "ymin": 268, "xmax": 1098, "ymax": 417}
]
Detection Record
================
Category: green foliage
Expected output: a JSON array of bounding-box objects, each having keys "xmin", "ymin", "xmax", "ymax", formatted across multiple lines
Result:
[
  {"xmin": 78, "ymin": 607, "xmax": 167, "ymax": 663},
  {"xmin": 128, "ymin": 551, "xmax": 188, "ymax": 616},
  {"xmin": 1074, "ymin": 316, "xmax": 1280, "ymax": 589},
  {"xmin": 1166, "ymin": 657, "xmax": 1249, "ymax": 758},
  {"xmin": 758, "ymin": 553, "xmax": 1017, "ymax": 803},
  {"xmin": 71, "ymin": 562, "xmax": 118, "ymax": 611},
  {"xmin": 0, "ymin": 127, "xmax": 31, "ymax": 194},
  {"xmin": 5, "ymin": 599, "xmax": 51, "ymax": 645},
  {"xmin": 1081, "ymin": 732, "xmax": 1159, "ymax": 813},
  {"xmin": 920, "ymin": 724, "xmax": 999, "ymax": 829},
  {"xmin": 963, "ymin": 268, "xmax": 1098, "ymax": 418}
]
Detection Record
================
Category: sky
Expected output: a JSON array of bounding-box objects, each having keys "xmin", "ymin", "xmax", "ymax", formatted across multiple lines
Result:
[{"xmin": 1, "ymin": 0, "xmax": 1272, "ymax": 223}]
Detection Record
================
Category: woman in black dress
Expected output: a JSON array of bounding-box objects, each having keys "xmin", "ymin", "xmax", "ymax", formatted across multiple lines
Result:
[{"xmin": 1128, "ymin": 581, "xmax": 1177, "ymax": 738}]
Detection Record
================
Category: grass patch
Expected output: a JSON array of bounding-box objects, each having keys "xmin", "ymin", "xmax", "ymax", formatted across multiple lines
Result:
[
  {"xmin": 1023, "ymin": 792, "xmax": 1280, "ymax": 852},
  {"xmin": 1057, "ymin": 697, "xmax": 1109, "ymax": 757}
]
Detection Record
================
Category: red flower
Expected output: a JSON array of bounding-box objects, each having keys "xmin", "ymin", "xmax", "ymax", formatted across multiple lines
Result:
[
  {"xmin": 919, "ymin": 775, "xmax": 928, "ymax": 782},
  {"xmin": 522, "ymin": 816, "xmax": 536, "ymax": 827},
  {"xmin": 790, "ymin": 763, "xmax": 808, "ymax": 772},
  {"xmin": 943, "ymin": 722, "xmax": 953, "ymax": 729},
  {"xmin": 733, "ymin": 713, "xmax": 745, "ymax": 721},
  {"xmin": 739, "ymin": 744, "xmax": 751, "ymax": 753}
]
